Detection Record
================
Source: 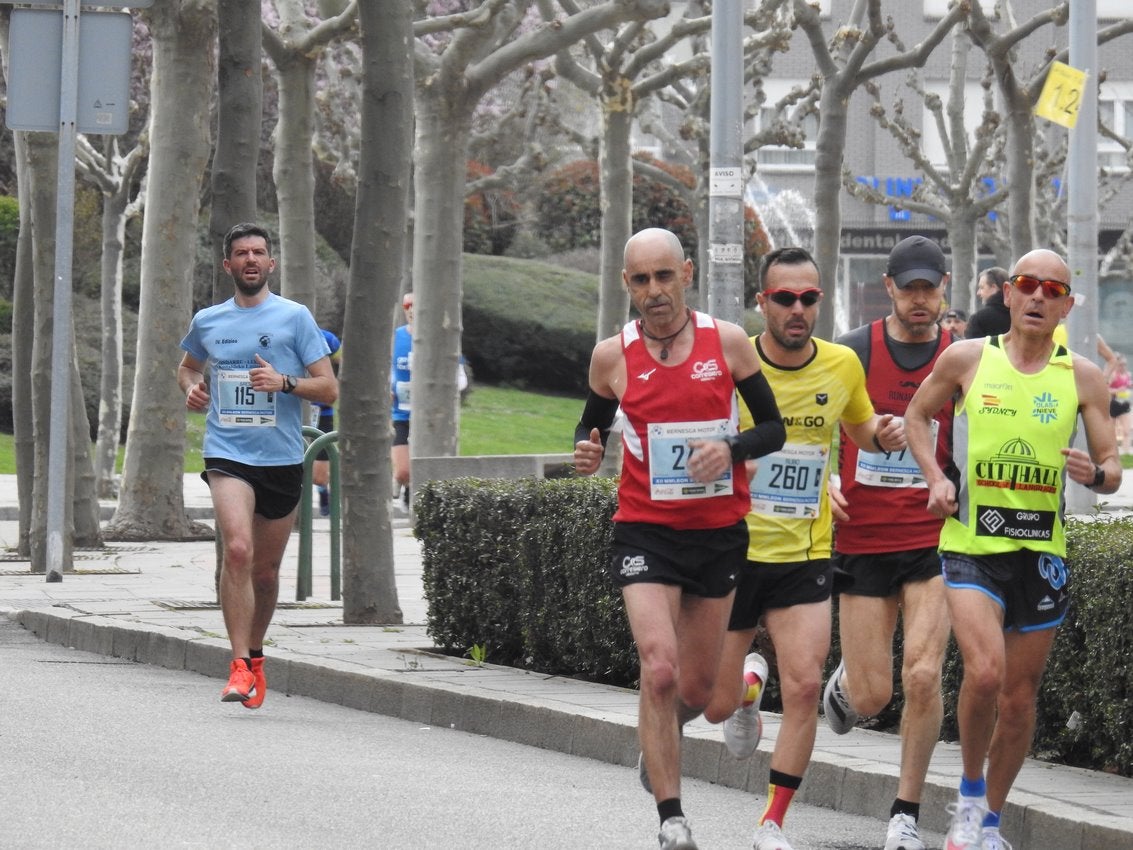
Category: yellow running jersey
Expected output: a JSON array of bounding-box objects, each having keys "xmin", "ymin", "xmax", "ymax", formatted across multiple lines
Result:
[
  {"xmin": 738, "ymin": 337, "xmax": 874, "ymax": 562},
  {"xmin": 939, "ymin": 336, "xmax": 1078, "ymax": 556}
]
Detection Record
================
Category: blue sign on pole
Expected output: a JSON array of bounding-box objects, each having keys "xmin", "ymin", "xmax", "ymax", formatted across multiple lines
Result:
[{"xmin": 6, "ymin": 8, "xmax": 133, "ymax": 135}]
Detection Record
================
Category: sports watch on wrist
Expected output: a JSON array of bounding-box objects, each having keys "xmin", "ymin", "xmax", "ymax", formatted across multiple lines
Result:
[{"xmin": 281, "ymin": 374, "xmax": 297, "ymax": 394}]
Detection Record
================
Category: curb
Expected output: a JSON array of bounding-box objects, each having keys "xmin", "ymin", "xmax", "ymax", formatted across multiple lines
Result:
[{"xmin": 9, "ymin": 607, "xmax": 1131, "ymax": 850}]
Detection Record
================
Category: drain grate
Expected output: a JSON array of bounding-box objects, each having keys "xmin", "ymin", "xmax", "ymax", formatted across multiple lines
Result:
[{"xmin": 152, "ymin": 599, "xmax": 338, "ymax": 611}]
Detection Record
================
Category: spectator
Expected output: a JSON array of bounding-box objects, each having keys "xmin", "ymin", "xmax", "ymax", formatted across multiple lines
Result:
[
  {"xmin": 941, "ymin": 307, "xmax": 967, "ymax": 338},
  {"xmin": 965, "ymin": 267, "xmax": 1010, "ymax": 339}
]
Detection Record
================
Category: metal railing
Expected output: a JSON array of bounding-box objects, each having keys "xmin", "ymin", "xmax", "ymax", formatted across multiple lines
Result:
[{"xmin": 296, "ymin": 425, "xmax": 340, "ymax": 601}]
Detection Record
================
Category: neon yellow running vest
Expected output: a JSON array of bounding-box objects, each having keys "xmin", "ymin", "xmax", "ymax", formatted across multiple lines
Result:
[{"xmin": 940, "ymin": 336, "xmax": 1077, "ymax": 556}]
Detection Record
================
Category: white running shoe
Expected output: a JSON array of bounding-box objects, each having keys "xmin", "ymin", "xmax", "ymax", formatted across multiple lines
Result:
[
  {"xmin": 884, "ymin": 812, "xmax": 925, "ymax": 850},
  {"xmin": 981, "ymin": 826, "xmax": 1013, "ymax": 850},
  {"xmin": 723, "ymin": 652, "xmax": 769, "ymax": 758},
  {"xmin": 944, "ymin": 796, "xmax": 989, "ymax": 850},
  {"xmin": 753, "ymin": 820, "xmax": 794, "ymax": 850},
  {"xmin": 821, "ymin": 658, "xmax": 858, "ymax": 734},
  {"xmin": 658, "ymin": 815, "xmax": 697, "ymax": 850}
]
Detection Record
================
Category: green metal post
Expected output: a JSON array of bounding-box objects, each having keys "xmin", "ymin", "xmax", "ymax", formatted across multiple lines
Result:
[{"xmin": 298, "ymin": 427, "xmax": 340, "ymax": 601}]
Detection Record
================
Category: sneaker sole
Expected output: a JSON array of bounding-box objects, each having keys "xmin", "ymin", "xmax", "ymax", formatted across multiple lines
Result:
[
  {"xmin": 822, "ymin": 660, "xmax": 857, "ymax": 734},
  {"xmin": 221, "ymin": 686, "xmax": 255, "ymax": 703}
]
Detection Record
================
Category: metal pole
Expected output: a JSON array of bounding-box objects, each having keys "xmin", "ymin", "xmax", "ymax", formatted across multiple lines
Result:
[
  {"xmin": 45, "ymin": 0, "xmax": 81, "ymax": 582},
  {"xmin": 1065, "ymin": 0, "xmax": 1098, "ymax": 513},
  {"xmin": 707, "ymin": 0, "xmax": 745, "ymax": 325}
]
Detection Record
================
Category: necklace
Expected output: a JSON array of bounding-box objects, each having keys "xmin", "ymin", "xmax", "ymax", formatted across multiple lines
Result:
[{"xmin": 639, "ymin": 310, "xmax": 692, "ymax": 361}]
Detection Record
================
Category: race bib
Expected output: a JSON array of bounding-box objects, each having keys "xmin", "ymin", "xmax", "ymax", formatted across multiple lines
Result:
[
  {"xmin": 647, "ymin": 419, "xmax": 733, "ymax": 501},
  {"xmin": 751, "ymin": 443, "xmax": 828, "ymax": 518},
  {"xmin": 217, "ymin": 368, "xmax": 276, "ymax": 427},
  {"xmin": 854, "ymin": 417, "xmax": 937, "ymax": 488},
  {"xmin": 395, "ymin": 380, "xmax": 412, "ymax": 412}
]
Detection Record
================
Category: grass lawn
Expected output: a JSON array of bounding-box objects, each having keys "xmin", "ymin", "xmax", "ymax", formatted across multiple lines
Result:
[{"xmin": 0, "ymin": 384, "xmax": 585, "ymax": 475}]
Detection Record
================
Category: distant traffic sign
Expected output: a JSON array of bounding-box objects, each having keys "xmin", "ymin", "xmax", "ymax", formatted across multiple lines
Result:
[{"xmin": 6, "ymin": 8, "xmax": 133, "ymax": 134}]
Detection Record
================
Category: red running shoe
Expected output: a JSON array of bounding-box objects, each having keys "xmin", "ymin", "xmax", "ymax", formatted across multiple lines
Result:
[
  {"xmin": 220, "ymin": 658, "xmax": 256, "ymax": 702},
  {"xmin": 242, "ymin": 657, "xmax": 266, "ymax": 710}
]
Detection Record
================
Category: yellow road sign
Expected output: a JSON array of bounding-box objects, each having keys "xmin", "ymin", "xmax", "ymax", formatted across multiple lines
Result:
[{"xmin": 1034, "ymin": 61, "xmax": 1089, "ymax": 129}]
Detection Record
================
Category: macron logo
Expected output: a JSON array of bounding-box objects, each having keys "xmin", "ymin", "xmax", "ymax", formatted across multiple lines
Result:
[{"xmin": 638, "ymin": 368, "xmax": 658, "ymax": 381}]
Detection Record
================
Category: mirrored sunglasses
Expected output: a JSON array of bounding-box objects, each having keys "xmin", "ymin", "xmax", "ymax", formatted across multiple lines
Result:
[
  {"xmin": 1009, "ymin": 274, "xmax": 1071, "ymax": 299},
  {"xmin": 764, "ymin": 287, "xmax": 823, "ymax": 308}
]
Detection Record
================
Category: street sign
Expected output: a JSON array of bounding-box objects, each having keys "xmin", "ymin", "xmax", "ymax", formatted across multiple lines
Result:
[
  {"xmin": 13, "ymin": 0, "xmax": 152, "ymax": 6},
  {"xmin": 6, "ymin": 7, "xmax": 133, "ymax": 134}
]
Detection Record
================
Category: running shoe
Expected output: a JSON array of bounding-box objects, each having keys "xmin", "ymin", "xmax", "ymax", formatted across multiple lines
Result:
[
  {"xmin": 821, "ymin": 658, "xmax": 858, "ymax": 734},
  {"xmin": 944, "ymin": 796, "xmax": 989, "ymax": 850},
  {"xmin": 884, "ymin": 812, "xmax": 925, "ymax": 850},
  {"xmin": 723, "ymin": 652, "xmax": 768, "ymax": 758},
  {"xmin": 981, "ymin": 826, "xmax": 1013, "ymax": 850},
  {"xmin": 753, "ymin": 820, "xmax": 794, "ymax": 850},
  {"xmin": 658, "ymin": 816, "xmax": 697, "ymax": 850},
  {"xmin": 241, "ymin": 656, "xmax": 266, "ymax": 710},
  {"xmin": 220, "ymin": 658, "xmax": 256, "ymax": 702}
]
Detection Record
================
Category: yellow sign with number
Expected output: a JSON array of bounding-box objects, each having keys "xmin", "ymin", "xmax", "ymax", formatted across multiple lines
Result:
[{"xmin": 1035, "ymin": 61, "xmax": 1088, "ymax": 129}]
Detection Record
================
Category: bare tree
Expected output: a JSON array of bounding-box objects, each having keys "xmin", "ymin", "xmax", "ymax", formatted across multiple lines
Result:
[
  {"xmin": 408, "ymin": 0, "xmax": 669, "ymax": 460},
  {"xmin": 105, "ymin": 0, "xmax": 217, "ymax": 541},
  {"xmin": 76, "ymin": 134, "xmax": 148, "ymax": 499},
  {"xmin": 209, "ymin": 0, "xmax": 262, "ymax": 305},
  {"xmin": 262, "ymin": 0, "xmax": 358, "ymax": 313},
  {"xmin": 338, "ymin": 0, "xmax": 414, "ymax": 624},
  {"xmin": 794, "ymin": 0, "xmax": 963, "ymax": 339},
  {"xmin": 841, "ymin": 28, "xmax": 1006, "ymax": 313}
]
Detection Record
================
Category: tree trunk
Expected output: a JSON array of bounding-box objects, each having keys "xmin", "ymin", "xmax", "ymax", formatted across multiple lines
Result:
[
  {"xmin": 810, "ymin": 79, "xmax": 851, "ymax": 341},
  {"xmin": 409, "ymin": 96, "xmax": 468, "ymax": 460},
  {"xmin": 23, "ymin": 132, "xmax": 74, "ymax": 573},
  {"xmin": 69, "ymin": 361, "xmax": 102, "ymax": 547},
  {"xmin": 209, "ymin": 0, "xmax": 262, "ymax": 305},
  {"xmin": 105, "ymin": 0, "xmax": 216, "ymax": 541},
  {"xmin": 948, "ymin": 212, "xmax": 980, "ymax": 319},
  {"xmin": 597, "ymin": 91, "xmax": 633, "ymax": 342},
  {"xmin": 272, "ymin": 57, "xmax": 318, "ymax": 312},
  {"xmin": 339, "ymin": 0, "xmax": 412, "ymax": 624},
  {"xmin": 94, "ymin": 190, "xmax": 127, "ymax": 499}
]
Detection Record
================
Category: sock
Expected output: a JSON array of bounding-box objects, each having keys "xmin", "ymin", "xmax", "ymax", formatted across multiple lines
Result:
[
  {"xmin": 982, "ymin": 810, "xmax": 1001, "ymax": 829},
  {"xmin": 891, "ymin": 799, "xmax": 920, "ymax": 820},
  {"xmin": 250, "ymin": 648, "xmax": 264, "ymax": 659},
  {"xmin": 658, "ymin": 798, "xmax": 683, "ymax": 824},
  {"xmin": 760, "ymin": 769, "xmax": 802, "ymax": 827},
  {"xmin": 742, "ymin": 669, "xmax": 765, "ymax": 708},
  {"xmin": 241, "ymin": 656, "xmax": 252, "ymax": 669},
  {"xmin": 959, "ymin": 775, "xmax": 987, "ymax": 799}
]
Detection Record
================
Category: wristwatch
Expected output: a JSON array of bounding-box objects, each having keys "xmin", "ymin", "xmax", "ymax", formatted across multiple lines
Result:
[{"xmin": 281, "ymin": 374, "xmax": 297, "ymax": 394}]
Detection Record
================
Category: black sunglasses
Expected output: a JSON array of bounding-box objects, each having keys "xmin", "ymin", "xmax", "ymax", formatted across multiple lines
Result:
[
  {"xmin": 1009, "ymin": 274, "xmax": 1071, "ymax": 299},
  {"xmin": 764, "ymin": 288, "xmax": 823, "ymax": 308}
]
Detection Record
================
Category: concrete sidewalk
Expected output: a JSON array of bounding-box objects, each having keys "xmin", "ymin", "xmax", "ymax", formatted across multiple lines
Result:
[{"xmin": 1, "ymin": 473, "xmax": 1131, "ymax": 849}]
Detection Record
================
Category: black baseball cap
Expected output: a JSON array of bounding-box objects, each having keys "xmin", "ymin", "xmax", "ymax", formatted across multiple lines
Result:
[
  {"xmin": 944, "ymin": 308, "xmax": 967, "ymax": 321},
  {"xmin": 887, "ymin": 236, "xmax": 947, "ymax": 288}
]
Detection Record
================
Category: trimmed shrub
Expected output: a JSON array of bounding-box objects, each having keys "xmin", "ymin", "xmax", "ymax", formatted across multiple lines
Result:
[{"xmin": 418, "ymin": 478, "xmax": 1133, "ymax": 776}]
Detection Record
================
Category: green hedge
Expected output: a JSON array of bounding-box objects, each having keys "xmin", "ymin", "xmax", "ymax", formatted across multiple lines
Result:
[{"xmin": 416, "ymin": 478, "xmax": 1133, "ymax": 776}]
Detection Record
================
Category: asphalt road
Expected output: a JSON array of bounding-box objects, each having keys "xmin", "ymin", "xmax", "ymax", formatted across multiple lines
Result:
[{"xmin": 0, "ymin": 619, "xmax": 944, "ymax": 849}]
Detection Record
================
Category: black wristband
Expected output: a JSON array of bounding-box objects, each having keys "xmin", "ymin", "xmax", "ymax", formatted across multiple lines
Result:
[
  {"xmin": 872, "ymin": 432, "xmax": 884, "ymax": 452},
  {"xmin": 1089, "ymin": 464, "xmax": 1105, "ymax": 489}
]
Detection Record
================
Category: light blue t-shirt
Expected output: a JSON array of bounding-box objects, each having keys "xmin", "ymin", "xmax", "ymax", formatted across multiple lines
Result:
[{"xmin": 180, "ymin": 293, "xmax": 330, "ymax": 465}]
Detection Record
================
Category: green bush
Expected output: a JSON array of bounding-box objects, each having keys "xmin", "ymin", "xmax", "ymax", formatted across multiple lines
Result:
[
  {"xmin": 462, "ymin": 253, "xmax": 598, "ymax": 395},
  {"xmin": 415, "ymin": 475, "xmax": 638, "ymax": 686},
  {"xmin": 418, "ymin": 478, "xmax": 1133, "ymax": 777}
]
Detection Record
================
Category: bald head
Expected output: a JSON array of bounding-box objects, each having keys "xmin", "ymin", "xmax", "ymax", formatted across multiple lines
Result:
[
  {"xmin": 624, "ymin": 228, "xmax": 685, "ymax": 267},
  {"xmin": 1010, "ymin": 249, "xmax": 1070, "ymax": 282}
]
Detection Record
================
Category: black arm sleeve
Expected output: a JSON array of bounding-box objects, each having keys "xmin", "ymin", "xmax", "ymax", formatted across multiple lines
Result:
[
  {"xmin": 574, "ymin": 390, "xmax": 619, "ymax": 449},
  {"xmin": 731, "ymin": 371, "xmax": 786, "ymax": 463}
]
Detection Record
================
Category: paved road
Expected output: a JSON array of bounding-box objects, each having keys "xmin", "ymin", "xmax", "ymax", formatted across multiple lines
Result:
[{"xmin": 0, "ymin": 620, "xmax": 945, "ymax": 849}]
